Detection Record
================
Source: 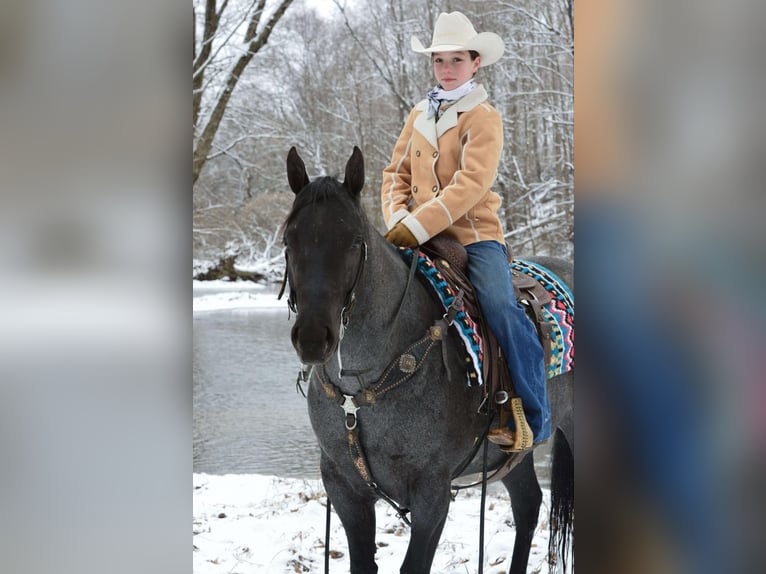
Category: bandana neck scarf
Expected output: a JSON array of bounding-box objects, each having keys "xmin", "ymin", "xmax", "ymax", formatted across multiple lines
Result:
[{"xmin": 426, "ymin": 79, "xmax": 476, "ymax": 119}]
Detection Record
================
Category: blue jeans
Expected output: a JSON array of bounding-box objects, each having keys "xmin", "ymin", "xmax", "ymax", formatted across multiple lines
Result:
[{"xmin": 466, "ymin": 241, "xmax": 551, "ymax": 442}]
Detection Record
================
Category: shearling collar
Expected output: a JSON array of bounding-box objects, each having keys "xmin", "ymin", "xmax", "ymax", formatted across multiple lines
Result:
[{"xmin": 413, "ymin": 84, "xmax": 489, "ymax": 148}]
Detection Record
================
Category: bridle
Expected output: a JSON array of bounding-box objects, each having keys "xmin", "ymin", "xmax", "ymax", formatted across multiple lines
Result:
[
  {"xmin": 278, "ymin": 239, "xmax": 368, "ymax": 326},
  {"xmin": 339, "ymin": 240, "xmax": 368, "ymax": 331}
]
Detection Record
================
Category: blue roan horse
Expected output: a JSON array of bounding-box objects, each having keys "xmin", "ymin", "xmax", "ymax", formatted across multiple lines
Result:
[{"xmin": 283, "ymin": 147, "xmax": 574, "ymax": 574}]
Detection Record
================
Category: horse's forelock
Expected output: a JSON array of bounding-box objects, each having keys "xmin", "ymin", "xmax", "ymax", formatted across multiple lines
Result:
[{"xmin": 285, "ymin": 176, "xmax": 361, "ymax": 226}]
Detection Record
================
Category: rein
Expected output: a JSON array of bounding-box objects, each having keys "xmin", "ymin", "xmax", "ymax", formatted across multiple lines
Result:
[{"xmin": 340, "ymin": 241, "xmax": 368, "ymax": 327}]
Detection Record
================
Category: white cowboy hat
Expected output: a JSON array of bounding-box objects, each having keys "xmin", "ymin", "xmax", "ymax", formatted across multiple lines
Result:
[{"xmin": 411, "ymin": 11, "xmax": 505, "ymax": 67}]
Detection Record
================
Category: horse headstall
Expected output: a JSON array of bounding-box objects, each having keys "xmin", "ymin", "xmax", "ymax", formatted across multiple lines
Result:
[
  {"xmin": 277, "ymin": 241, "xmax": 368, "ymax": 319},
  {"xmin": 276, "ymin": 251, "xmax": 294, "ymax": 313}
]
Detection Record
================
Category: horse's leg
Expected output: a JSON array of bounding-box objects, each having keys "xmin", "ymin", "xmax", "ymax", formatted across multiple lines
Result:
[
  {"xmin": 501, "ymin": 452, "xmax": 542, "ymax": 574},
  {"xmin": 320, "ymin": 457, "xmax": 378, "ymax": 574},
  {"xmin": 399, "ymin": 480, "xmax": 451, "ymax": 574}
]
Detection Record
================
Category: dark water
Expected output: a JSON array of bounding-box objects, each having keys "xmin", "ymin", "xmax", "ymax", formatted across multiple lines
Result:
[
  {"xmin": 193, "ymin": 307, "xmax": 322, "ymax": 478},
  {"xmin": 193, "ymin": 305, "xmax": 551, "ymax": 485}
]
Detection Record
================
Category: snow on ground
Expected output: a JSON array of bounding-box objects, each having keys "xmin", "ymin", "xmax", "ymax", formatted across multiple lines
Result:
[
  {"xmin": 193, "ymin": 473, "xmax": 558, "ymax": 574},
  {"xmin": 193, "ymin": 280, "xmax": 287, "ymax": 312}
]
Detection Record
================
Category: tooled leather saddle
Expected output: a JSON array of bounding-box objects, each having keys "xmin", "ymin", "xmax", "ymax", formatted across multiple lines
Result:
[{"xmin": 419, "ymin": 235, "xmax": 553, "ymax": 441}]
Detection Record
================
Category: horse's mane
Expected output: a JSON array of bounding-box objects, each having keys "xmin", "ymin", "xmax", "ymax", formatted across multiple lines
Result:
[{"xmin": 285, "ymin": 175, "xmax": 364, "ymax": 226}]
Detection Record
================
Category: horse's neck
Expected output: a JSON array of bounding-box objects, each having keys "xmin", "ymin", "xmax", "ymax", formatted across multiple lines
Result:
[
  {"xmin": 325, "ymin": 236, "xmax": 435, "ymax": 385},
  {"xmin": 352, "ymin": 236, "xmax": 434, "ymax": 340}
]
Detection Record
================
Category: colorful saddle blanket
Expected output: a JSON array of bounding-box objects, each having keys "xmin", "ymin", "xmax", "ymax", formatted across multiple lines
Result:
[
  {"xmin": 512, "ymin": 259, "xmax": 575, "ymax": 379},
  {"xmin": 399, "ymin": 248, "xmax": 574, "ymax": 386}
]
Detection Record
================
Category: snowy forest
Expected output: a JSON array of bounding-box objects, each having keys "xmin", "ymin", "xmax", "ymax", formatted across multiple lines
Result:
[{"xmin": 193, "ymin": 0, "xmax": 573, "ymax": 281}]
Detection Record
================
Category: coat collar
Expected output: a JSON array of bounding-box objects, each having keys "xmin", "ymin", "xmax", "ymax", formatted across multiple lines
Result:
[{"xmin": 413, "ymin": 84, "xmax": 489, "ymax": 148}]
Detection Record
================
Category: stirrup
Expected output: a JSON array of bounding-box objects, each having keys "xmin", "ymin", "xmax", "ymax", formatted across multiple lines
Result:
[{"xmin": 508, "ymin": 397, "xmax": 534, "ymax": 451}]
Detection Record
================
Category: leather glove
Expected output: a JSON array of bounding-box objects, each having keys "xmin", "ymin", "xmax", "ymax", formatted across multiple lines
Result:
[{"xmin": 384, "ymin": 222, "xmax": 419, "ymax": 248}]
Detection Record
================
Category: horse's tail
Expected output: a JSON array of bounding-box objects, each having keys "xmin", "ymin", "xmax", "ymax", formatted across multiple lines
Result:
[{"xmin": 548, "ymin": 429, "xmax": 574, "ymax": 572}]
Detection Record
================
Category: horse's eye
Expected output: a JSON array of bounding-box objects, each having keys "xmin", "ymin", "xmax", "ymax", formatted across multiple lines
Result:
[{"xmin": 351, "ymin": 237, "xmax": 363, "ymax": 249}]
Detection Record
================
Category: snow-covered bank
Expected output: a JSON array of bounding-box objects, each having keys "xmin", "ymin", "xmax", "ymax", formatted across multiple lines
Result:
[
  {"xmin": 193, "ymin": 473, "xmax": 559, "ymax": 574},
  {"xmin": 193, "ymin": 280, "xmax": 287, "ymax": 312}
]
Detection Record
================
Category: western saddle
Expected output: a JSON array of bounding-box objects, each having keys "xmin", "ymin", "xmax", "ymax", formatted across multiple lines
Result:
[{"xmin": 419, "ymin": 235, "xmax": 552, "ymax": 452}]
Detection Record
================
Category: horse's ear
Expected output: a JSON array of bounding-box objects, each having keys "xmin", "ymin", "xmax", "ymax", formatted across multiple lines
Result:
[
  {"xmin": 343, "ymin": 146, "xmax": 364, "ymax": 197},
  {"xmin": 286, "ymin": 146, "xmax": 310, "ymax": 195}
]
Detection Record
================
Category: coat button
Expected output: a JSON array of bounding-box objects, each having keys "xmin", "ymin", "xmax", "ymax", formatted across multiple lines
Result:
[
  {"xmin": 432, "ymin": 151, "xmax": 438, "ymax": 158},
  {"xmin": 415, "ymin": 150, "xmax": 421, "ymax": 157},
  {"xmin": 432, "ymin": 185, "xmax": 438, "ymax": 192},
  {"xmin": 412, "ymin": 186, "xmax": 418, "ymax": 193}
]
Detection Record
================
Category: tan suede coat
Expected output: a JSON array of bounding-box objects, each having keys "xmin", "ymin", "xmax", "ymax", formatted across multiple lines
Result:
[{"xmin": 381, "ymin": 84, "xmax": 505, "ymax": 246}]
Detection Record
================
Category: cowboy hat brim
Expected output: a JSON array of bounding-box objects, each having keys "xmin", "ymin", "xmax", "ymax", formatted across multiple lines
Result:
[{"xmin": 411, "ymin": 32, "xmax": 504, "ymax": 67}]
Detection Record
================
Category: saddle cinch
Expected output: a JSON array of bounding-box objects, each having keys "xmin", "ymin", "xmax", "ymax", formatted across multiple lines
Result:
[{"xmin": 419, "ymin": 235, "xmax": 553, "ymax": 452}]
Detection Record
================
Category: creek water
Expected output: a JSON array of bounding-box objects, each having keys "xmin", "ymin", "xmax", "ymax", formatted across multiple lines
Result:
[{"xmin": 193, "ymin": 307, "xmax": 321, "ymax": 478}]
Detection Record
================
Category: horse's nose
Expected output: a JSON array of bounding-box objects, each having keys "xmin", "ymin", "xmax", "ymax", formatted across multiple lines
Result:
[{"xmin": 291, "ymin": 321, "xmax": 336, "ymax": 364}]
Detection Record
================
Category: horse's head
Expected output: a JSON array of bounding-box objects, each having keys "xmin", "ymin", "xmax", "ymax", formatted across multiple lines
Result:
[{"xmin": 283, "ymin": 146, "xmax": 367, "ymax": 365}]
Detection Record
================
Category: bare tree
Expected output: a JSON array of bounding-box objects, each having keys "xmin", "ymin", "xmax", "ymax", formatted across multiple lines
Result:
[
  {"xmin": 193, "ymin": 0, "xmax": 574, "ymax": 272},
  {"xmin": 193, "ymin": 0, "xmax": 296, "ymax": 185}
]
